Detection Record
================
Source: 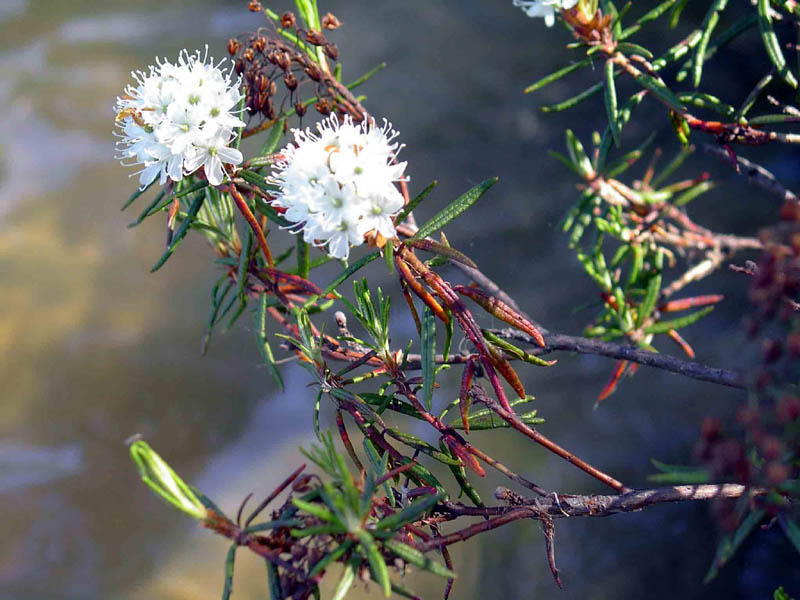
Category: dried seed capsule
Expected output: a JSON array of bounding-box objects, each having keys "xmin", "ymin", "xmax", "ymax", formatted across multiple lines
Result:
[
  {"xmin": 294, "ymin": 101, "xmax": 307, "ymax": 116},
  {"xmin": 324, "ymin": 43, "xmax": 339, "ymax": 61},
  {"xmin": 314, "ymin": 98, "xmax": 331, "ymax": 115},
  {"xmin": 322, "ymin": 12, "xmax": 341, "ymax": 30},
  {"xmin": 269, "ymin": 80, "xmax": 277, "ymax": 96},
  {"xmin": 280, "ymin": 12, "xmax": 296, "ymax": 28},
  {"xmin": 304, "ymin": 62, "xmax": 322, "ymax": 81},
  {"xmin": 234, "ymin": 59, "xmax": 244, "ymax": 74},
  {"xmin": 283, "ymin": 72, "xmax": 298, "ymax": 91},
  {"xmin": 306, "ymin": 28, "xmax": 327, "ymax": 46},
  {"xmin": 277, "ymin": 51, "xmax": 290, "ymax": 71},
  {"xmin": 266, "ymin": 49, "xmax": 279, "ymax": 65},
  {"xmin": 242, "ymin": 48, "xmax": 254, "ymax": 62},
  {"xmin": 248, "ymin": 0, "xmax": 262, "ymax": 11},
  {"xmin": 227, "ymin": 38, "xmax": 241, "ymax": 55},
  {"xmin": 252, "ymin": 36, "xmax": 266, "ymax": 53}
]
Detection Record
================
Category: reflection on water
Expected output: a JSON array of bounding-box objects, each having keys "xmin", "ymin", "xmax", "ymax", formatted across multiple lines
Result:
[{"xmin": 1, "ymin": 1, "xmax": 798, "ymax": 599}]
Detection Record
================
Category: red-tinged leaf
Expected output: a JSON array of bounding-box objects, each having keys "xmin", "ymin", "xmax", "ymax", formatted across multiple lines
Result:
[
  {"xmin": 405, "ymin": 238, "xmax": 477, "ymax": 268},
  {"xmin": 454, "ymin": 285, "xmax": 545, "ymax": 347},
  {"xmin": 260, "ymin": 269, "xmax": 324, "ymax": 296},
  {"xmin": 399, "ymin": 279, "xmax": 422, "ymax": 335},
  {"xmin": 459, "ymin": 361, "xmax": 475, "ymax": 434},
  {"xmin": 659, "ymin": 294, "xmax": 724, "ymax": 313},
  {"xmin": 667, "ymin": 328, "xmax": 695, "ymax": 358},
  {"xmin": 596, "ymin": 360, "xmax": 628, "ymax": 407},
  {"xmin": 443, "ymin": 437, "xmax": 485, "ymax": 477},
  {"xmin": 231, "ymin": 187, "xmax": 274, "ymax": 268},
  {"xmin": 486, "ymin": 343, "xmax": 526, "ymax": 399},
  {"xmin": 396, "ymin": 255, "xmax": 450, "ymax": 325}
]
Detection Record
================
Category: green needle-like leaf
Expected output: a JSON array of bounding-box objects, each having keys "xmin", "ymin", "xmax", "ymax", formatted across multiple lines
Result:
[{"xmin": 413, "ymin": 178, "xmax": 498, "ymax": 240}]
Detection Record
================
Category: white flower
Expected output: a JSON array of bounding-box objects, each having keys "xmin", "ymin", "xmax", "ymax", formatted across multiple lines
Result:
[
  {"xmin": 268, "ymin": 114, "xmax": 408, "ymax": 260},
  {"xmin": 513, "ymin": 0, "xmax": 578, "ymax": 26},
  {"xmin": 184, "ymin": 131, "xmax": 244, "ymax": 186},
  {"xmin": 114, "ymin": 47, "xmax": 246, "ymax": 189}
]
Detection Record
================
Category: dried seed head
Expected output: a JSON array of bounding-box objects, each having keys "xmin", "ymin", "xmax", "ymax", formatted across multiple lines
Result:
[
  {"xmin": 242, "ymin": 48, "xmax": 254, "ymax": 62},
  {"xmin": 227, "ymin": 38, "xmax": 242, "ymax": 55},
  {"xmin": 295, "ymin": 101, "xmax": 307, "ymax": 116},
  {"xmin": 314, "ymin": 98, "xmax": 332, "ymax": 115},
  {"xmin": 306, "ymin": 28, "xmax": 327, "ymax": 46},
  {"xmin": 280, "ymin": 12, "xmax": 296, "ymax": 28},
  {"xmin": 322, "ymin": 12, "xmax": 342, "ymax": 30},
  {"xmin": 283, "ymin": 72, "xmax": 298, "ymax": 91},
  {"xmin": 304, "ymin": 62, "xmax": 322, "ymax": 81},
  {"xmin": 248, "ymin": 0, "xmax": 262, "ymax": 12},
  {"xmin": 252, "ymin": 35, "xmax": 266, "ymax": 53},
  {"xmin": 324, "ymin": 43, "xmax": 339, "ymax": 61},
  {"xmin": 277, "ymin": 51, "xmax": 291, "ymax": 71}
]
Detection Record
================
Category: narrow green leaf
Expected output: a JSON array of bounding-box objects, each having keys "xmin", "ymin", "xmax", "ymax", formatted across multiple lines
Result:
[
  {"xmin": 376, "ymin": 493, "xmax": 442, "ymax": 531},
  {"xmin": 384, "ymin": 540, "xmax": 457, "ymax": 579},
  {"xmin": 674, "ymin": 180, "xmax": 715, "ymax": 206},
  {"xmin": 758, "ymin": 0, "xmax": 798, "ymax": 88},
  {"xmin": 309, "ymin": 251, "xmax": 380, "ymax": 304},
  {"xmin": 385, "ymin": 428, "xmax": 460, "ymax": 465},
  {"xmin": 308, "ymin": 540, "xmax": 356, "ymax": 578},
  {"xmin": 619, "ymin": 0, "xmax": 678, "ymax": 39},
  {"xmin": 737, "ymin": 72, "xmax": 774, "ymax": 120},
  {"xmin": 355, "ymin": 529, "xmax": 391, "ymax": 597},
  {"xmin": 331, "ymin": 562, "xmax": 356, "ymax": 600},
  {"xmin": 677, "ymin": 92, "xmax": 735, "ymax": 118},
  {"xmin": 346, "ymin": 62, "xmax": 387, "ymax": 90},
  {"xmin": 150, "ymin": 193, "xmax": 205, "ymax": 272},
  {"xmin": 704, "ymin": 509, "xmax": 767, "ymax": 583},
  {"xmin": 645, "ymin": 306, "xmax": 714, "ymax": 334},
  {"xmin": 604, "ymin": 60, "xmax": 622, "ymax": 148},
  {"xmin": 616, "ymin": 42, "xmax": 654, "ymax": 59},
  {"xmin": 259, "ymin": 116, "xmax": 287, "ymax": 156},
  {"xmin": 297, "ymin": 237, "xmax": 310, "ymax": 279},
  {"xmin": 121, "ymin": 179, "xmax": 156, "ymax": 211},
  {"xmin": 235, "ymin": 229, "xmax": 253, "ymax": 300},
  {"xmin": 652, "ymin": 145, "xmax": 694, "ymax": 187},
  {"xmin": 524, "ymin": 58, "xmax": 591, "ymax": 93},
  {"xmin": 421, "ymin": 306, "xmax": 436, "ymax": 412},
  {"xmin": 748, "ymin": 113, "xmax": 800, "ymax": 125},
  {"xmin": 127, "ymin": 188, "xmax": 166, "ymax": 228},
  {"xmin": 779, "ymin": 516, "xmax": 800, "ymax": 557},
  {"xmin": 413, "ymin": 178, "xmax": 498, "ymax": 240},
  {"xmin": 565, "ymin": 129, "xmax": 593, "ymax": 177},
  {"xmin": 395, "ymin": 180, "xmax": 437, "ymax": 226},
  {"xmin": 266, "ymin": 560, "xmax": 282, "ymax": 600},
  {"xmin": 292, "ymin": 497, "xmax": 336, "ymax": 522},
  {"xmin": 635, "ymin": 73, "xmax": 685, "ymax": 111},
  {"xmin": 256, "ymin": 293, "xmax": 284, "ymax": 390},
  {"xmin": 693, "ymin": 0, "xmax": 726, "ymax": 88},
  {"xmin": 222, "ymin": 543, "xmax": 237, "ymax": 600},
  {"xmin": 637, "ymin": 249, "xmax": 662, "ymax": 328},
  {"xmin": 541, "ymin": 81, "xmax": 604, "ymax": 112}
]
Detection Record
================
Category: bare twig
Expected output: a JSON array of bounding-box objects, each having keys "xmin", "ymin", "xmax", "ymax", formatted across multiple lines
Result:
[
  {"xmin": 416, "ymin": 484, "xmax": 768, "ymax": 551},
  {"xmin": 704, "ymin": 143, "xmax": 800, "ymax": 205}
]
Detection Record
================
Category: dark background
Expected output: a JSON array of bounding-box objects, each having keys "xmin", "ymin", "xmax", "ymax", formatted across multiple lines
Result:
[{"xmin": 0, "ymin": 1, "xmax": 797, "ymax": 598}]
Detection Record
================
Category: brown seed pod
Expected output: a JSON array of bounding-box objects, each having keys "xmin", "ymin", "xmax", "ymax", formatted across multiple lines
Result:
[
  {"xmin": 305, "ymin": 28, "xmax": 327, "ymax": 46},
  {"xmin": 277, "ymin": 51, "xmax": 291, "ymax": 71},
  {"xmin": 248, "ymin": 0, "xmax": 262, "ymax": 12},
  {"xmin": 227, "ymin": 38, "xmax": 241, "ymax": 55},
  {"xmin": 283, "ymin": 72, "xmax": 298, "ymax": 91},
  {"xmin": 314, "ymin": 98, "xmax": 332, "ymax": 115},
  {"xmin": 280, "ymin": 12, "xmax": 296, "ymax": 28},
  {"xmin": 322, "ymin": 12, "xmax": 342, "ymax": 30},
  {"xmin": 324, "ymin": 43, "xmax": 339, "ymax": 61},
  {"xmin": 304, "ymin": 62, "xmax": 322, "ymax": 82},
  {"xmin": 295, "ymin": 101, "xmax": 307, "ymax": 117}
]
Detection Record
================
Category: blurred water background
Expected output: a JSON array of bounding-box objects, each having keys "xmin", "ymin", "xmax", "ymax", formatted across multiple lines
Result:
[{"xmin": 1, "ymin": 1, "xmax": 799, "ymax": 598}]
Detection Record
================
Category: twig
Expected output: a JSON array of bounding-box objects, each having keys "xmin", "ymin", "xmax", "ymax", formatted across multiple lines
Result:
[
  {"xmin": 493, "ymin": 328, "xmax": 746, "ymax": 389},
  {"xmin": 415, "ymin": 484, "xmax": 768, "ymax": 551},
  {"xmin": 703, "ymin": 143, "xmax": 800, "ymax": 205}
]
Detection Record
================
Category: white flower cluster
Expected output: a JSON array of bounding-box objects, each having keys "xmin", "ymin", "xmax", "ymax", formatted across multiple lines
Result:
[
  {"xmin": 269, "ymin": 115, "xmax": 408, "ymax": 260},
  {"xmin": 115, "ymin": 48, "xmax": 245, "ymax": 188},
  {"xmin": 513, "ymin": 0, "xmax": 578, "ymax": 26}
]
